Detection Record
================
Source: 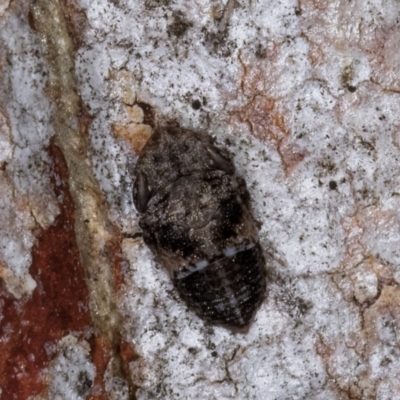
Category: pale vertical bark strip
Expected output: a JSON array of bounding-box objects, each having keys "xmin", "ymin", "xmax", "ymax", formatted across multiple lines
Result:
[{"xmin": 29, "ymin": 1, "xmax": 133, "ymax": 397}]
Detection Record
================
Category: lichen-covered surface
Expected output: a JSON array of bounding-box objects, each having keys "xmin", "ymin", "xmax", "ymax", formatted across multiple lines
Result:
[{"xmin": 1, "ymin": 0, "xmax": 400, "ymax": 399}]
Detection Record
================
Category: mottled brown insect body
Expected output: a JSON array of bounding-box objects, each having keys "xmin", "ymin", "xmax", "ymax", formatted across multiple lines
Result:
[{"xmin": 133, "ymin": 126, "xmax": 266, "ymax": 331}]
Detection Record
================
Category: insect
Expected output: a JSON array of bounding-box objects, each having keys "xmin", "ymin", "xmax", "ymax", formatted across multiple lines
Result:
[{"xmin": 133, "ymin": 125, "xmax": 266, "ymax": 332}]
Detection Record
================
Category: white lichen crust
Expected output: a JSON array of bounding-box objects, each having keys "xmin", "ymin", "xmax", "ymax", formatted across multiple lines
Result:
[
  {"xmin": 0, "ymin": 6, "xmax": 59, "ymax": 299},
  {"xmin": 2, "ymin": 0, "xmax": 400, "ymax": 398},
  {"xmin": 75, "ymin": 0, "xmax": 400, "ymax": 398}
]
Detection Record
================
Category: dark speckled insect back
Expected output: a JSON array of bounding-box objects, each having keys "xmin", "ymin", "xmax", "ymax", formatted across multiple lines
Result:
[{"xmin": 133, "ymin": 126, "xmax": 266, "ymax": 332}]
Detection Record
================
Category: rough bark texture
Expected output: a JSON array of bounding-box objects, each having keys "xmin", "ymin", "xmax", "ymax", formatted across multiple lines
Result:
[{"xmin": 28, "ymin": 0, "xmax": 134, "ymax": 398}]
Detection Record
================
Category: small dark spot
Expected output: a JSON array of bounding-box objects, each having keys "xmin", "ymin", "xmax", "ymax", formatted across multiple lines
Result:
[
  {"xmin": 294, "ymin": 6, "xmax": 302, "ymax": 16},
  {"xmin": 191, "ymin": 99, "xmax": 202, "ymax": 110},
  {"xmin": 380, "ymin": 356, "xmax": 393, "ymax": 367},
  {"xmin": 76, "ymin": 371, "xmax": 93, "ymax": 396},
  {"xmin": 28, "ymin": 9, "xmax": 37, "ymax": 31},
  {"xmin": 145, "ymin": 0, "xmax": 171, "ymax": 9},
  {"xmin": 329, "ymin": 180, "xmax": 337, "ymax": 190},
  {"xmin": 136, "ymin": 102, "xmax": 155, "ymax": 126},
  {"xmin": 211, "ymin": 351, "xmax": 218, "ymax": 357},
  {"xmin": 84, "ymin": 219, "xmax": 89, "ymax": 224},
  {"xmin": 255, "ymin": 43, "xmax": 266, "ymax": 59},
  {"xmin": 206, "ymin": 341, "xmax": 216, "ymax": 350},
  {"xmin": 347, "ymin": 85, "xmax": 357, "ymax": 93},
  {"xmin": 214, "ymin": 194, "xmax": 243, "ymax": 240},
  {"xmin": 188, "ymin": 347, "xmax": 197, "ymax": 354},
  {"xmin": 124, "ymin": 231, "xmax": 143, "ymax": 239},
  {"xmin": 167, "ymin": 11, "xmax": 193, "ymax": 37},
  {"xmin": 296, "ymin": 297, "xmax": 312, "ymax": 315},
  {"xmin": 341, "ymin": 65, "xmax": 354, "ymax": 88},
  {"xmin": 203, "ymin": 29, "xmax": 235, "ymax": 57},
  {"xmin": 158, "ymin": 224, "xmax": 196, "ymax": 258}
]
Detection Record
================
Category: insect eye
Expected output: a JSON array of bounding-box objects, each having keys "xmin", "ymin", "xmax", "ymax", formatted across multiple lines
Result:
[
  {"xmin": 133, "ymin": 172, "xmax": 151, "ymax": 213},
  {"xmin": 206, "ymin": 147, "xmax": 234, "ymax": 174}
]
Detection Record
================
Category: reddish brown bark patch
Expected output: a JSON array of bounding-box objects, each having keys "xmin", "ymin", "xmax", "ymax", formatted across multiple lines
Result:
[
  {"xmin": 60, "ymin": 0, "xmax": 88, "ymax": 48},
  {"xmin": 233, "ymin": 96, "xmax": 285, "ymax": 144},
  {"xmin": 277, "ymin": 137, "xmax": 306, "ymax": 175},
  {"xmin": 0, "ymin": 141, "xmax": 92, "ymax": 399},
  {"xmin": 111, "ymin": 244, "xmax": 127, "ymax": 291},
  {"xmin": 88, "ymin": 336, "xmax": 112, "ymax": 400}
]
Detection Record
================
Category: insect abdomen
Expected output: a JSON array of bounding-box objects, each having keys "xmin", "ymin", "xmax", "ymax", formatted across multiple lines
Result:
[{"xmin": 172, "ymin": 243, "xmax": 266, "ymax": 330}]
